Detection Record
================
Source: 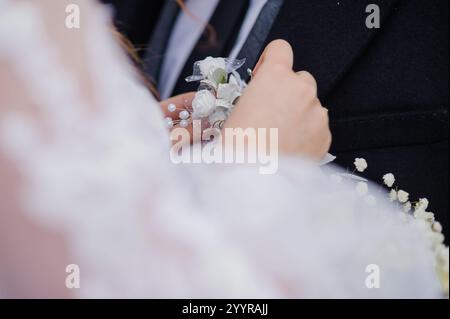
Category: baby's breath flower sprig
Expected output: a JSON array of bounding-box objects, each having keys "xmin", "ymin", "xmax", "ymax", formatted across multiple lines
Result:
[
  {"xmin": 380, "ymin": 169, "xmax": 447, "ymax": 296},
  {"xmin": 330, "ymin": 157, "xmax": 449, "ymax": 297},
  {"xmin": 379, "ymin": 166, "xmax": 448, "ymax": 297}
]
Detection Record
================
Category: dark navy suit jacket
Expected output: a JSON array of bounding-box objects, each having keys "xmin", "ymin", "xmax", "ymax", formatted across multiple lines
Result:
[{"xmin": 104, "ymin": 0, "xmax": 449, "ymax": 237}]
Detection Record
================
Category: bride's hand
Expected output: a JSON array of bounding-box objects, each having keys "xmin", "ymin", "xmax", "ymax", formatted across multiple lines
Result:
[
  {"xmin": 160, "ymin": 92, "xmax": 201, "ymax": 144},
  {"xmin": 160, "ymin": 92, "xmax": 196, "ymax": 120},
  {"xmin": 225, "ymin": 40, "xmax": 332, "ymax": 160}
]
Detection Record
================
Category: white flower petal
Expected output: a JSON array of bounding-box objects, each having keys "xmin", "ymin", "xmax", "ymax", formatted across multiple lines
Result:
[
  {"xmin": 217, "ymin": 83, "xmax": 241, "ymax": 104},
  {"xmin": 192, "ymin": 90, "xmax": 217, "ymax": 119},
  {"xmin": 208, "ymin": 109, "xmax": 227, "ymax": 127},
  {"xmin": 199, "ymin": 57, "xmax": 226, "ymax": 78},
  {"xmin": 215, "ymin": 99, "xmax": 232, "ymax": 109}
]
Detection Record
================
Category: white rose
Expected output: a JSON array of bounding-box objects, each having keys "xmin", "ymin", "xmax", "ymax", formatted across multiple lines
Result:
[
  {"xmin": 199, "ymin": 57, "xmax": 226, "ymax": 78},
  {"xmin": 192, "ymin": 90, "xmax": 217, "ymax": 119},
  {"xmin": 217, "ymin": 83, "xmax": 241, "ymax": 104},
  {"xmin": 208, "ymin": 109, "xmax": 227, "ymax": 127}
]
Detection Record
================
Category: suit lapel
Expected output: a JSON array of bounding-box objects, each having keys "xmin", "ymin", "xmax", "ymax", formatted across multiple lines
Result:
[
  {"xmin": 237, "ymin": 0, "xmax": 285, "ymax": 79},
  {"xmin": 144, "ymin": 0, "xmax": 180, "ymax": 82},
  {"xmin": 255, "ymin": 0, "xmax": 399, "ymax": 99}
]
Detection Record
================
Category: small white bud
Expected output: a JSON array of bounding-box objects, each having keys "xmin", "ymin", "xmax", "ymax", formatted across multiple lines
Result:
[
  {"xmin": 397, "ymin": 190, "xmax": 409, "ymax": 203},
  {"xmin": 383, "ymin": 173, "xmax": 395, "ymax": 188},
  {"xmin": 354, "ymin": 158, "xmax": 368, "ymax": 172}
]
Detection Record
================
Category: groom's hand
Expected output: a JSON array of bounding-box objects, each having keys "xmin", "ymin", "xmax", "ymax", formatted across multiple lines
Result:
[{"xmin": 225, "ymin": 40, "xmax": 332, "ymax": 160}]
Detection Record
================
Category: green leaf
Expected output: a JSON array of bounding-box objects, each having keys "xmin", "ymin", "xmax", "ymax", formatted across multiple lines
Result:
[{"xmin": 210, "ymin": 68, "xmax": 227, "ymax": 86}]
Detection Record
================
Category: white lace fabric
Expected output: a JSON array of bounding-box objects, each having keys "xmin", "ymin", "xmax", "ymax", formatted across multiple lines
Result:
[{"xmin": 0, "ymin": 0, "xmax": 443, "ymax": 298}]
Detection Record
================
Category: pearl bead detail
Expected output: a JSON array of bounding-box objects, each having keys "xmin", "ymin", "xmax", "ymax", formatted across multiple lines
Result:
[
  {"xmin": 165, "ymin": 117, "xmax": 174, "ymax": 128},
  {"xmin": 167, "ymin": 103, "xmax": 177, "ymax": 113},
  {"xmin": 179, "ymin": 120, "xmax": 189, "ymax": 128},
  {"xmin": 179, "ymin": 110, "xmax": 190, "ymax": 120}
]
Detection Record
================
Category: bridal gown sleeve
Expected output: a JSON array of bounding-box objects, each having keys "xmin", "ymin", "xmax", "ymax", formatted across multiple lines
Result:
[{"xmin": 0, "ymin": 0, "xmax": 444, "ymax": 298}]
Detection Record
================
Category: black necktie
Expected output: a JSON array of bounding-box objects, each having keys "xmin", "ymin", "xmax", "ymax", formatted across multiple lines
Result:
[{"xmin": 172, "ymin": 0, "xmax": 250, "ymax": 96}]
